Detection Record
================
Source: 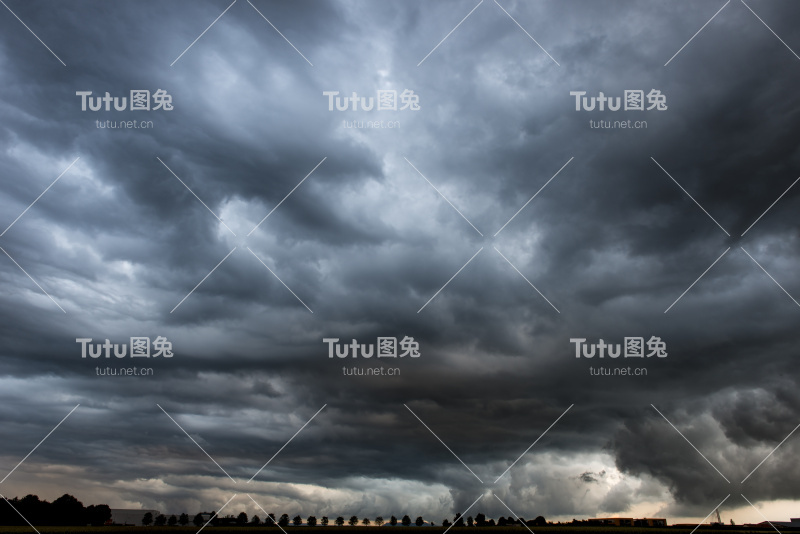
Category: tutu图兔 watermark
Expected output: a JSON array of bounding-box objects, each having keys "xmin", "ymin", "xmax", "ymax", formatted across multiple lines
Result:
[
  {"xmin": 323, "ymin": 89, "xmax": 420, "ymax": 111},
  {"xmin": 77, "ymin": 337, "xmax": 172, "ymax": 378},
  {"xmin": 570, "ymin": 89, "xmax": 666, "ymax": 129},
  {"xmin": 76, "ymin": 90, "xmax": 174, "ymax": 111},
  {"xmin": 76, "ymin": 90, "xmax": 172, "ymax": 129},
  {"xmin": 76, "ymin": 336, "xmax": 174, "ymax": 359},
  {"xmin": 570, "ymin": 336, "xmax": 667, "ymax": 359},
  {"xmin": 570, "ymin": 89, "xmax": 667, "ymax": 111},
  {"xmin": 325, "ymin": 89, "xmax": 419, "ymax": 129},
  {"xmin": 326, "ymin": 337, "xmax": 418, "ymax": 378},
  {"xmin": 323, "ymin": 336, "xmax": 420, "ymax": 358}
]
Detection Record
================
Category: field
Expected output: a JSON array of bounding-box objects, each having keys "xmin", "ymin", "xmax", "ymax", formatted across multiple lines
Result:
[{"xmin": 0, "ymin": 526, "xmax": 781, "ymax": 534}]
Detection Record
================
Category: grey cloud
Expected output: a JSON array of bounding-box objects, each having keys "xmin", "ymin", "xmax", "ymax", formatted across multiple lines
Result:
[{"xmin": 1, "ymin": 0, "xmax": 800, "ymax": 523}]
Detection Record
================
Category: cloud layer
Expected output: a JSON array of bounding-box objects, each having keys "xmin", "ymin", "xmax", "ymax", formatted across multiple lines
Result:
[{"xmin": 1, "ymin": 0, "xmax": 799, "ymax": 525}]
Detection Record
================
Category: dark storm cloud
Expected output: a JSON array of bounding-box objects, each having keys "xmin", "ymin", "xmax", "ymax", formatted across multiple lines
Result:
[
  {"xmin": 1, "ymin": 0, "xmax": 800, "ymax": 522},
  {"xmin": 612, "ymin": 386, "xmax": 800, "ymax": 516}
]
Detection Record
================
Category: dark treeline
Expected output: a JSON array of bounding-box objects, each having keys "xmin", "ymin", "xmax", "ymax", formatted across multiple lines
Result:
[
  {"xmin": 0, "ymin": 494, "xmax": 548, "ymax": 528},
  {"xmin": 151, "ymin": 513, "xmax": 549, "ymax": 528},
  {"xmin": 0, "ymin": 494, "xmax": 111, "ymax": 526}
]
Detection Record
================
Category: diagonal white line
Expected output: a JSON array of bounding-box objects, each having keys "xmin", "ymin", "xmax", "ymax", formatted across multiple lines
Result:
[
  {"xmin": 493, "ymin": 0, "xmax": 559, "ymax": 66},
  {"xmin": 495, "ymin": 157, "xmax": 573, "ymax": 236},
  {"xmin": 171, "ymin": 0, "xmax": 237, "ymax": 66},
  {"xmin": 741, "ymin": 0, "xmax": 800, "ymax": 62},
  {"xmin": 247, "ymin": 494, "xmax": 288, "ymax": 534},
  {"xmin": 248, "ymin": 404, "xmax": 327, "ymax": 482},
  {"xmin": 404, "ymin": 404, "xmax": 483, "ymax": 483},
  {"xmin": 246, "ymin": 247, "xmax": 313, "ymax": 313},
  {"xmin": 197, "ymin": 494, "xmax": 237, "ymax": 534},
  {"xmin": 0, "ymin": 246, "xmax": 66, "ymax": 313},
  {"xmin": 741, "ymin": 494, "xmax": 782, "ymax": 534},
  {"xmin": 741, "ymin": 175, "xmax": 800, "ymax": 237},
  {"xmin": 418, "ymin": 247, "xmax": 483, "ymax": 313},
  {"xmin": 741, "ymin": 420, "xmax": 800, "ymax": 483},
  {"xmin": 157, "ymin": 157, "xmax": 236, "ymax": 236},
  {"xmin": 157, "ymin": 404, "xmax": 236, "ymax": 483},
  {"xmin": 741, "ymin": 247, "xmax": 800, "ymax": 309},
  {"xmin": 0, "ymin": 494, "xmax": 41, "ymax": 534},
  {"xmin": 248, "ymin": 157, "xmax": 326, "ymax": 236},
  {"xmin": 665, "ymin": 247, "xmax": 730, "ymax": 313},
  {"xmin": 493, "ymin": 247, "xmax": 560, "ymax": 313},
  {"xmin": 690, "ymin": 495, "xmax": 730, "ymax": 534},
  {"xmin": 1, "ymin": 157, "xmax": 80, "ymax": 237},
  {"xmin": 443, "ymin": 494, "xmax": 484, "ymax": 534},
  {"xmin": 0, "ymin": 0, "xmax": 65, "ymax": 66},
  {"xmin": 1, "ymin": 404, "xmax": 79, "ymax": 484},
  {"xmin": 664, "ymin": 0, "xmax": 730, "ymax": 66},
  {"xmin": 404, "ymin": 157, "xmax": 482, "ymax": 236},
  {"xmin": 247, "ymin": 0, "xmax": 313, "ymax": 66},
  {"xmin": 495, "ymin": 404, "xmax": 572, "ymax": 483},
  {"xmin": 171, "ymin": 247, "xmax": 237, "ymax": 313},
  {"xmin": 651, "ymin": 157, "xmax": 729, "ymax": 236},
  {"xmin": 494, "ymin": 495, "xmax": 535, "ymax": 534},
  {"xmin": 651, "ymin": 404, "xmax": 730, "ymax": 483},
  {"xmin": 418, "ymin": 0, "xmax": 483, "ymax": 66}
]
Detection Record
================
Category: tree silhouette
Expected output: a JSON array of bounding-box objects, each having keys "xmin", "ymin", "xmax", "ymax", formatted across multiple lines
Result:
[
  {"xmin": 252, "ymin": 515, "xmax": 262, "ymax": 525},
  {"xmin": 0, "ymin": 494, "xmax": 116, "ymax": 527},
  {"xmin": 454, "ymin": 513, "xmax": 463, "ymax": 527},
  {"xmin": 376, "ymin": 516, "xmax": 384, "ymax": 526},
  {"xmin": 402, "ymin": 515, "xmax": 411, "ymax": 526},
  {"xmin": 86, "ymin": 504, "xmax": 111, "ymax": 526},
  {"xmin": 179, "ymin": 513, "xmax": 189, "ymax": 526},
  {"xmin": 415, "ymin": 517, "xmax": 424, "ymax": 527},
  {"xmin": 442, "ymin": 519, "xmax": 451, "ymax": 528},
  {"xmin": 322, "ymin": 516, "xmax": 329, "ymax": 526},
  {"xmin": 308, "ymin": 516, "xmax": 317, "ymax": 527},
  {"xmin": 142, "ymin": 512, "xmax": 153, "ymax": 526},
  {"xmin": 348, "ymin": 516, "xmax": 359, "ymax": 526},
  {"xmin": 362, "ymin": 518, "xmax": 371, "ymax": 526},
  {"xmin": 12, "ymin": 495, "xmax": 42, "ymax": 526},
  {"xmin": 53, "ymin": 494, "xmax": 85, "ymax": 526},
  {"xmin": 167, "ymin": 515, "xmax": 178, "ymax": 526},
  {"xmin": 268, "ymin": 513, "xmax": 277, "ymax": 526},
  {"xmin": 335, "ymin": 516, "xmax": 345, "ymax": 526},
  {"xmin": 279, "ymin": 514, "xmax": 290, "ymax": 527},
  {"xmin": 534, "ymin": 516, "xmax": 546, "ymax": 526},
  {"xmin": 390, "ymin": 515, "xmax": 398, "ymax": 526},
  {"xmin": 475, "ymin": 513, "xmax": 486, "ymax": 527},
  {"xmin": 293, "ymin": 515, "xmax": 303, "ymax": 527},
  {"xmin": 467, "ymin": 516, "xmax": 474, "ymax": 527},
  {"xmin": 154, "ymin": 514, "xmax": 167, "ymax": 526},
  {"xmin": 192, "ymin": 513, "xmax": 204, "ymax": 527}
]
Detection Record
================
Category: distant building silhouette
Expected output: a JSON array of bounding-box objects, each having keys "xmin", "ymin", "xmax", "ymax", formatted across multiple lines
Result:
[
  {"xmin": 587, "ymin": 517, "xmax": 667, "ymax": 527},
  {"xmin": 746, "ymin": 518, "xmax": 800, "ymax": 528}
]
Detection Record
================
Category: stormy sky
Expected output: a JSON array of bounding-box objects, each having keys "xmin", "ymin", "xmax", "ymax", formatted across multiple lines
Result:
[{"xmin": 1, "ymin": 0, "xmax": 799, "ymax": 526}]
